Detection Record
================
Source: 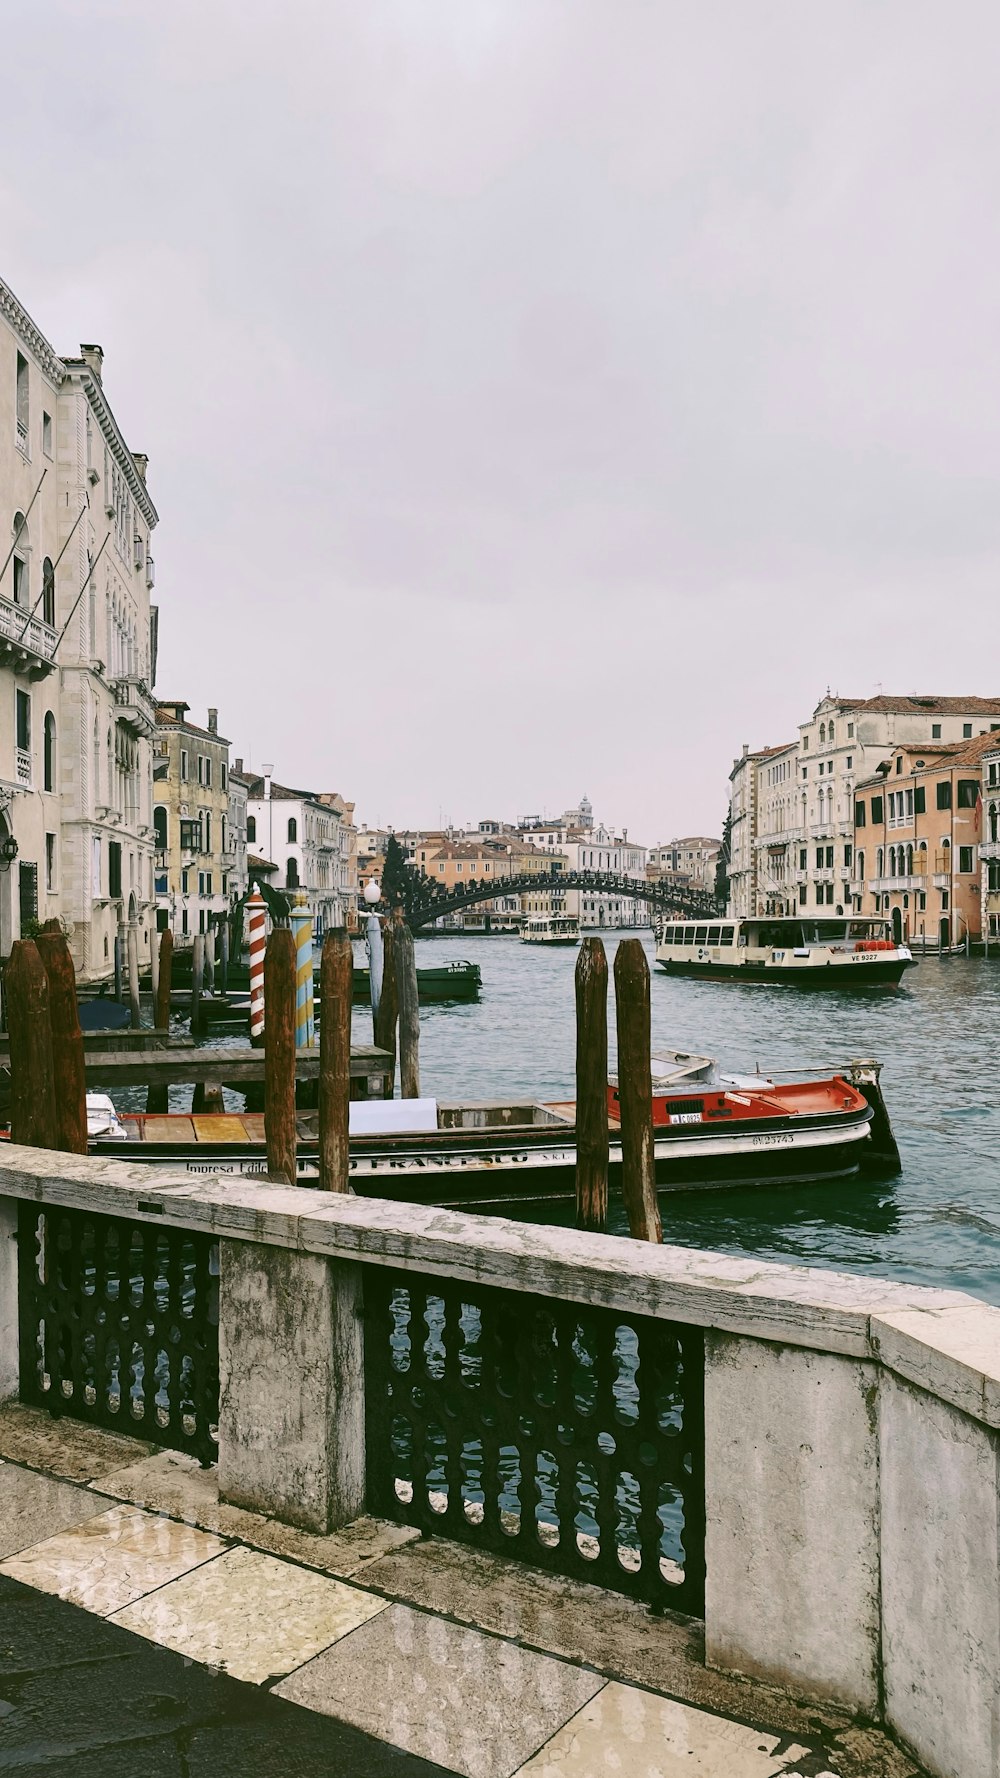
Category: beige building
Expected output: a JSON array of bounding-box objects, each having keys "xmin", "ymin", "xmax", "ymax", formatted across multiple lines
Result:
[
  {"xmin": 853, "ymin": 729, "xmax": 1000, "ymax": 949},
  {"xmin": 983, "ymin": 741, "xmax": 1000, "ymax": 947},
  {"xmin": 154, "ymin": 704, "xmax": 235, "ymax": 943},
  {"xmin": 647, "ymin": 837, "xmax": 721, "ymax": 895},
  {"xmin": 1, "ymin": 274, "xmax": 159, "ymax": 979},
  {"xmin": 729, "ymin": 696, "xmax": 1000, "ymax": 919}
]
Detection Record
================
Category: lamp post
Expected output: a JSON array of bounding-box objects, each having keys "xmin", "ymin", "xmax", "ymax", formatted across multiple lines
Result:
[{"xmin": 364, "ymin": 876, "xmax": 383, "ymax": 1017}]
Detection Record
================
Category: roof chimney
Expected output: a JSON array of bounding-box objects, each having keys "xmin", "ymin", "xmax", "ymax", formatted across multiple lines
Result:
[
  {"xmin": 80, "ymin": 344, "xmax": 104, "ymax": 382},
  {"xmin": 262, "ymin": 763, "xmax": 273, "ymax": 801},
  {"xmin": 234, "ymin": 757, "xmax": 243, "ymax": 774},
  {"xmin": 207, "ymin": 708, "xmax": 218, "ymax": 734},
  {"xmin": 132, "ymin": 452, "xmax": 148, "ymax": 482}
]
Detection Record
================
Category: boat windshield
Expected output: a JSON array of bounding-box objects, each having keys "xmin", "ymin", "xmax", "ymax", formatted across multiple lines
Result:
[{"xmin": 745, "ymin": 917, "xmax": 891, "ymax": 945}]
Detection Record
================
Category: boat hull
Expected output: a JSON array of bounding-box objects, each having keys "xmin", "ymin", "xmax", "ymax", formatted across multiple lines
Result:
[
  {"xmin": 90, "ymin": 1104, "xmax": 874, "ymax": 1208},
  {"xmin": 656, "ymin": 957, "xmax": 913, "ymax": 987}
]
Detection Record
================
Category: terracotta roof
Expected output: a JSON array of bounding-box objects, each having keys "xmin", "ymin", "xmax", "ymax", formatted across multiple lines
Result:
[
  {"xmin": 245, "ymin": 776, "xmax": 320, "ymax": 803},
  {"xmin": 247, "ymin": 853, "xmax": 278, "ymax": 872},
  {"xmin": 817, "ymin": 695, "xmax": 1000, "ymax": 716},
  {"xmin": 855, "ymin": 728, "xmax": 1000, "ymax": 787},
  {"xmin": 155, "ymin": 706, "xmax": 231, "ymax": 746}
]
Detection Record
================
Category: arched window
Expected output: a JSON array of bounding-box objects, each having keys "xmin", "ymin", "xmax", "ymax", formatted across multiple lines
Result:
[
  {"xmin": 286, "ymin": 857, "xmax": 299, "ymax": 888},
  {"xmin": 819, "ymin": 722, "xmax": 826, "ymax": 746},
  {"xmin": 246, "ymin": 814, "xmax": 256, "ymax": 843},
  {"xmin": 42, "ymin": 557, "xmax": 55, "ymax": 627},
  {"xmin": 43, "ymin": 712, "xmax": 56, "ymax": 792},
  {"xmin": 287, "ymin": 816, "xmax": 297, "ymax": 843},
  {"xmin": 221, "ymin": 815, "xmax": 227, "ymax": 855},
  {"xmin": 828, "ymin": 722, "xmax": 835, "ymax": 743},
  {"xmin": 856, "ymin": 850, "xmax": 865, "ymax": 882},
  {"xmin": 990, "ymin": 802, "xmax": 998, "ymax": 844},
  {"xmin": 876, "ymin": 846, "xmax": 884, "ymax": 877},
  {"xmin": 906, "ymin": 844, "xmax": 913, "ymax": 876},
  {"xmin": 153, "ymin": 806, "xmax": 168, "ymax": 850},
  {"xmin": 204, "ymin": 812, "xmax": 212, "ymax": 853}
]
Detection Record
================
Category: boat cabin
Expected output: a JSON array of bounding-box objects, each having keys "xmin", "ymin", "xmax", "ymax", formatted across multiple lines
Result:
[{"xmin": 657, "ymin": 916, "xmax": 893, "ymax": 951}]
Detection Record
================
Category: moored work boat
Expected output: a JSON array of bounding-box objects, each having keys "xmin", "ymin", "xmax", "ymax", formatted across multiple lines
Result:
[
  {"xmin": 654, "ymin": 915, "xmax": 914, "ymax": 986},
  {"xmin": 84, "ymin": 1051, "xmax": 888, "ymax": 1207}
]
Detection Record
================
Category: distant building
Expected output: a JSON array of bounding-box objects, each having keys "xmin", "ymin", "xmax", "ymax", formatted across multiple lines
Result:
[
  {"xmin": 245, "ymin": 773, "xmax": 349, "ymax": 935},
  {"xmin": 729, "ymin": 695, "xmax": 1000, "ymax": 919},
  {"xmin": 983, "ymin": 741, "xmax": 1000, "ymax": 946},
  {"xmin": 648, "ymin": 838, "xmax": 721, "ymax": 895},
  {"xmin": 517, "ymin": 802, "xmax": 647, "ymax": 928},
  {"xmin": 153, "ymin": 705, "xmax": 234, "ymax": 945},
  {"xmin": 853, "ymin": 729, "xmax": 1000, "ymax": 950}
]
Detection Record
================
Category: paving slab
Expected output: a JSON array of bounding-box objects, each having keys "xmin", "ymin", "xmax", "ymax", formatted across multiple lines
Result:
[
  {"xmin": 113, "ymin": 1543, "xmax": 390, "ymax": 1681},
  {"xmin": 360, "ymin": 1537, "xmax": 841, "ymax": 1742},
  {"xmin": 0, "ymin": 1461, "xmax": 110, "ymax": 1560},
  {"xmin": 512, "ymin": 1682, "xmax": 810, "ymax": 1776},
  {"xmin": 0, "ymin": 1503, "xmax": 227, "ymax": 1616},
  {"xmin": 277, "ymin": 1601, "xmax": 604, "ymax": 1778},
  {"xmin": 0, "ymin": 1575, "xmax": 454, "ymax": 1777},
  {"xmin": 0, "ymin": 1403, "xmax": 157, "ymax": 1482},
  {"xmin": 90, "ymin": 1446, "xmax": 419, "ymax": 1573}
]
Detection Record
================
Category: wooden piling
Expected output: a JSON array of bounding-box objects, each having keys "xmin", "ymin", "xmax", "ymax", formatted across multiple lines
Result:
[
  {"xmin": 219, "ymin": 919, "xmax": 230, "ymax": 997},
  {"xmin": 4, "ymin": 940, "xmax": 58, "ymax": 1149},
  {"xmin": 114, "ymin": 925, "xmax": 124, "ymax": 1003},
  {"xmin": 394, "ymin": 915, "xmax": 420, "ymax": 1100},
  {"xmin": 154, "ymin": 929, "xmax": 173, "ymax": 1030},
  {"xmin": 319, "ymin": 928, "xmax": 352, "ymax": 1191},
  {"xmin": 35, "ymin": 924, "xmax": 88, "ymax": 1155},
  {"xmin": 191, "ymin": 933, "xmax": 205, "ymax": 1036},
  {"xmin": 127, "ymin": 922, "xmax": 141, "ymax": 1030},
  {"xmin": 374, "ymin": 919, "xmax": 398, "ymax": 1098},
  {"xmin": 150, "ymin": 927, "xmax": 160, "ymax": 1010},
  {"xmin": 613, "ymin": 939, "xmax": 662, "ymax": 1243},
  {"xmin": 204, "ymin": 927, "xmax": 216, "ymax": 995},
  {"xmin": 264, "ymin": 927, "xmax": 297, "ymax": 1184},
  {"xmin": 575, "ymin": 936, "xmax": 609, "ymax": 1232}
]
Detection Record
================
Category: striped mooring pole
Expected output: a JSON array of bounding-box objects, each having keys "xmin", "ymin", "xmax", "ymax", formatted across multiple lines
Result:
[
  {"xmin": 291, "ymin": 890, "xmax": 315, "ymax": 1049},
  {"xmin": 247, "ymin": 887, "xmax": 267, "ymax": 1045}
]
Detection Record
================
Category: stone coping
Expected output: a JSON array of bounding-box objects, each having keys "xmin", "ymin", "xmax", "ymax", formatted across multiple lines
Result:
[{"xmin": 3, "ymin": 1145, "xmax": 1000, "ymax": 1426}]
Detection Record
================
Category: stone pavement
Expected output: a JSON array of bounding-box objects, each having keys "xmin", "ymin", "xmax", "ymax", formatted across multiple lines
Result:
[{"xmin": 0, "ymin": 1405, "xmax": 924, "ymax": 1778}]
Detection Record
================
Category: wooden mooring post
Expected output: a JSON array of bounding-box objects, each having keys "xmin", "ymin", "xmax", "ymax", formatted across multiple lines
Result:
[
  {"xmin": 36, "ymin": 925, "xmax": 88, "ymax": 1155},
  {"xmin": 394, "ymin": 914, "xmax": 420, "ymax": 1100},
  {"xmin": 264, "ymin": 927, "xmax": 297, "ymax": 1184},
  {"xmin": 374, "ymin": 919, "xmax": 398, "ymax": 1098},
  {"xmin": 319, "ymin": 928, "xmax": 352, "ymax": 1191},
  {"xmin": 613, "ymin": 938, "xmax": 662, "ymax": 1243},
  {"xmin": 575, "ymin": 936, "xmax": 609, "ymax": 1232},
  {"xmin": 127, "ymin": 921, "xmax": 142, "ymax": 1030},
  {"xmin": 219, "ymin": 918, "xmax": 230, "ymax": 996},
  {"xmin": 4, "ymin": 940, "xmax": 58, "ymax": 1149},
  {"xmin": 147, "ymin": 928, "xmax": 173, "ymax": 1114},
  {"xmin": 191, "ymin": 933, "xmax": 205, "ymax": 1036}
]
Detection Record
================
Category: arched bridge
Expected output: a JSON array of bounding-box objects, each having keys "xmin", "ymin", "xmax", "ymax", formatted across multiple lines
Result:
[{"xmin": 396, "ymin": 870, "xmax": 724, "ymax": 931}]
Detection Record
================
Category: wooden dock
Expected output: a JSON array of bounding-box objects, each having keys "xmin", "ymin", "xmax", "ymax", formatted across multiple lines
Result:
[{"xmin": 78, "ymin": 1044, "xmax": 393, "ymax": 1091}]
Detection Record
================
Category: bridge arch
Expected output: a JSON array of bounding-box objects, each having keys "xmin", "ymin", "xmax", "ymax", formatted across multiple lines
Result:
[{"xmin": 389, "ymin": 869, "xmax": 724, "ymax": 931}]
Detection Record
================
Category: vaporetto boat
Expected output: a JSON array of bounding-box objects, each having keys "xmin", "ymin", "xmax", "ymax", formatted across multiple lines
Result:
[{"xmin": 653, "ymin": 915, "xmax": 915, "ymax": 986}]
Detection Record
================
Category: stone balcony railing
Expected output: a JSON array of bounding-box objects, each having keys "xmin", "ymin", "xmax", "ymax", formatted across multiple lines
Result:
[
  {"xmin": 113, "ymin": 675, "xmax": 157, "ymax": 738},
  {"xmin": 0, "ymin": 594, "xmax": 58, "ymax": 679},
  {"xmin": 2, "ymin": 1146, "xmax": 1000, "ymax": 1778}
]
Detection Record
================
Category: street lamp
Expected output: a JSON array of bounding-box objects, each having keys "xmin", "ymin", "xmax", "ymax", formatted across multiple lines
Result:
[
  {"xmin": 363, "ymin": 877, "xmax": 381, "ymax": 907},
  {"xmin": 0, "ymin": 835, "xmax": 19, "ymax": 871}
]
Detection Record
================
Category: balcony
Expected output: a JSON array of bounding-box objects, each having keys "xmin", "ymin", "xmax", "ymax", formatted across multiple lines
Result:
[
  {"xmin": 15, "ymin": 747, "xmax": 31, "ymax": 787},
  {"xmin": 0, "ymin": 594, "xmax": 58, "ymax": 679},
  {"xmin": 113, "ymin": 675, "xmax": 157, "ymax": 738},
  {"xmin": 981, "ymin": 840, "xmax": 1000, "ymax": 862},
  {"xmin": 15, "ymin": 418, "xmax": 28, "ymax": 458},
  {"xmin": 869, "ymin": 875, "xmax": 922, "ymax": 894}
]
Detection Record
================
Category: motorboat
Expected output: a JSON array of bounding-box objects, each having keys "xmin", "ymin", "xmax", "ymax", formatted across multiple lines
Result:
[{"xmin": 654, "ymin": 915, "xmax": 915, "ymax": 986}]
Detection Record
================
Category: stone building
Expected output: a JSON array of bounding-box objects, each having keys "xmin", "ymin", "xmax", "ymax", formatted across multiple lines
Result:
[
  {"xmin": 853, "ymin": 728, "xmax": 1000, "ymax": 950},
  {"xmin": 729, "ymin": 696, "xmax": 1000, "ymax": 920},
  {"xmin": 647, "ymin": 837, "xmax": 721, "ymax": 895},
  {"xmin": 245, "ymin": 773, "xmax": 348, "ymax": 935},
  {"xmin": 1, "ymin": 274, "xmax": 159, "ymax": 979},
  {"xmin": 983, "ymin": 739, "xmax": 1000, "ymax": 948},
  {"xmin": 517, "ymin": 803, "xmax": 647, "ymax": 928},
  {"xmin": 153, "ymin": 704, "xmax": 235, "ymax": 944}
]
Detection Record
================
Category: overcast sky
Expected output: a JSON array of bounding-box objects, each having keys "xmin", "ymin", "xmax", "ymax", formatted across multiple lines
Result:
[{"xmin": 5, "ymin": 2, "xmax": 1000, "ymax": 840}]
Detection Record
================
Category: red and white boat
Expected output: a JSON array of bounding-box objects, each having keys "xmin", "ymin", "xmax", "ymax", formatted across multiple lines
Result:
[{"xmin": 83, "ymin": 1050, "xmax": 887, "ymax": 1207}]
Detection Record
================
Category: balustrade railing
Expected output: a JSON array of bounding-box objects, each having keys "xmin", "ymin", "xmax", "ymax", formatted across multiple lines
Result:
[
  {"xmin": 364, "ymin": 1266, "xmax": 705, "ymax": 1615},
  {"xmin": 17, "ymin": 1201, "xmax": 219, "ymax": 1463}
]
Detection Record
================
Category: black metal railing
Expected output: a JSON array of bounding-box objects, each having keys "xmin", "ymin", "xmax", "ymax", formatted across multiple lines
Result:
[
  {"xmin": 18, "ymin": 1204, "xmax": 219, "ymax": 1464},
  {"xmin": 364, "ymin": 1269, "xmax": 705, "ymax": 1616}
]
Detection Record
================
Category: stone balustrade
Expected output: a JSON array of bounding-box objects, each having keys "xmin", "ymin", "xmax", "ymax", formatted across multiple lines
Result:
[{"xmin": 2, "ymin": 1143, "xmax": 999, "ymax": 1778}]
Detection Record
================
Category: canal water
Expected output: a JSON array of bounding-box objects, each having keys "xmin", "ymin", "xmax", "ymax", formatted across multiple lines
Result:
[{"xmin": 371, "ymin": 932, "xmax": 1000, "ymax": 1306}]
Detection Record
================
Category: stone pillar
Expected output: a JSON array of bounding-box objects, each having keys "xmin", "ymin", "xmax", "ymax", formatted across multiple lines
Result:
[
  {"xmin": 0, "ymin": 1198, "xmax": 19, "ymax": 1402},
  {"xmin": 217, "ymin": 1242, "xmax": 365, "ymax": 1533},
  {"xmin": 704, "ymin": 1332, "xmax": 880, "ymax": 1712},
  {"xmin": 880, "ymin": 1371, "xmax": 1000, "ymax": 1778}
]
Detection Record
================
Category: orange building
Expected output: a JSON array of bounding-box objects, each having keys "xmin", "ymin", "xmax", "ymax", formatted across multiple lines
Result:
[{"xmin": 853, "ymin": 729, "xmax": 999, "ymax": 950}]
